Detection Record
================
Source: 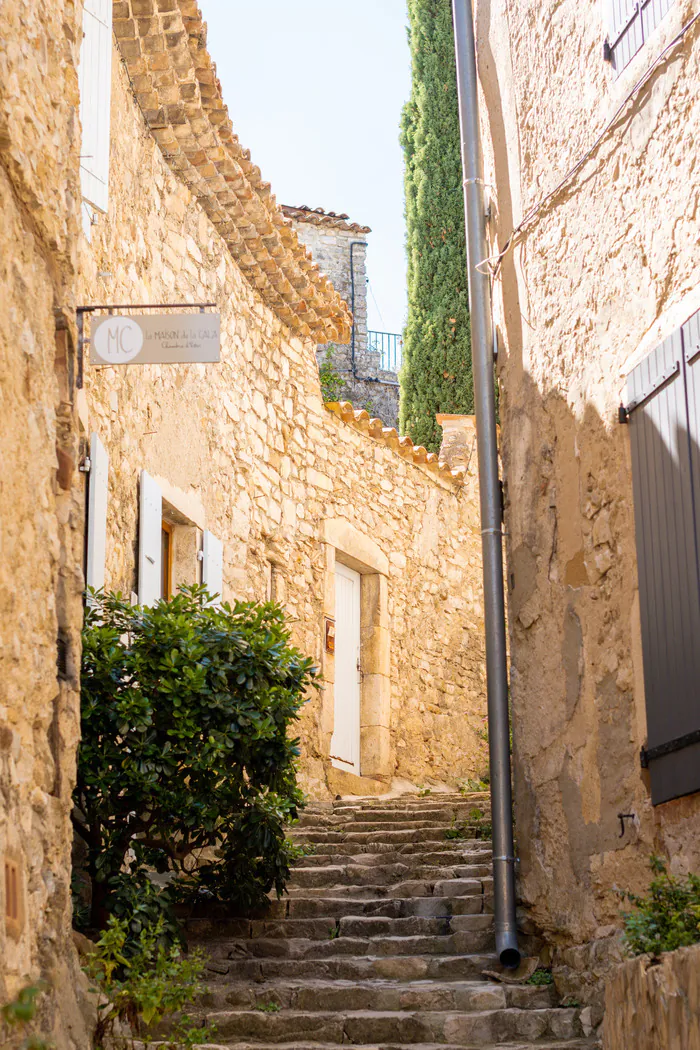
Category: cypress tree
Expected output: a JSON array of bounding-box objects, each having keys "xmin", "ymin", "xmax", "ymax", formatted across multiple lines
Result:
[{"xmin": 400, "ymin": 0, "xmax": 472, "ymax": 453}]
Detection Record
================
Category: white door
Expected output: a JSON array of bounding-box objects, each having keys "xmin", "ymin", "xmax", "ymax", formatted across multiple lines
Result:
[{"xmin": 330, "ymin": 563, "xmax": 362, "ymax": 774}]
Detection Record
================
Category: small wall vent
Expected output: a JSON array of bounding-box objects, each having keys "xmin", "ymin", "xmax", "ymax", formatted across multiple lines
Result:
[{"xmin": 4, "ymin": 856, "xmax": 25, "ymax": 939}]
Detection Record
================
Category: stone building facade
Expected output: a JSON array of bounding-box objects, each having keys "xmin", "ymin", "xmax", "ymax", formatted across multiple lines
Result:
[
  {"xmin": 474, "ymin": 0, "xmax": 700, "ymax": 997},
  {"xmin": 283, "ymin": 205, "xmax": 402, "ymax": 426},
  {"xmin": 0, "ymin": 1, "xmax": 92, "ymax": 1044},
  {"xmin": 0, "ymin": 0, "xmax": 488, "ymax": 1041},
  {"xmin": 78, "ymin": 10, "xmax": 488, "ymax": 800}
]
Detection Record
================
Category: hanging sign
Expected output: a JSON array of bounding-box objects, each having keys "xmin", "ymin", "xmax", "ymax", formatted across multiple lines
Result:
[{"xmin": 90, "ymin": 312, "xmax": 220, "ymax": 366}]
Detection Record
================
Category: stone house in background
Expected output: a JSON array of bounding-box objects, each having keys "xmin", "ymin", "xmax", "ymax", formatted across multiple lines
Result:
[
  {"xmin": 0, "ymin": 0, "xmax": 487, "ymax": 1037},
  {"xmin": 475, "ymin": 0, "xmax": 700, "ymax": 1012},
  {"xmin": 283, "ymin": 204, "xmax": 403, "ymax": 426}
]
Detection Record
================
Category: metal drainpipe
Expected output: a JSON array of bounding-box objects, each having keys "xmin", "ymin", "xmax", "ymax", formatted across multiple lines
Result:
[
  {"xmin": 349, "ymin": 241, "xmax": 367, "ymax": 378},
  {"xmin": 452, "ymin": 0, "xmax": 520, "ymax": 969}
]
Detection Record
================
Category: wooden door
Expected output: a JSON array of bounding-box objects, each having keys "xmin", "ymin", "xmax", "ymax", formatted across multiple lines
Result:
[{"xmin": 330, "ymin": 563, "xmax": 361, "ymax": 774}]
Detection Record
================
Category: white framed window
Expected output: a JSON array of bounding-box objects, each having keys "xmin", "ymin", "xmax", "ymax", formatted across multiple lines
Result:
[{"xmin": 79, "ymin": 0, "xmax": 112, "ymax": 213}]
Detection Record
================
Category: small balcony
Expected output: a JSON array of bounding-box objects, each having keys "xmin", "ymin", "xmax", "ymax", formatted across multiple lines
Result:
[{"xmin": 368, "ymin": 331, "xmax": 403, "ymax": 374}]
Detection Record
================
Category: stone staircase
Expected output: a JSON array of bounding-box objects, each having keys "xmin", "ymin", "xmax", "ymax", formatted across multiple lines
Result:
[{"xmin": 187, "ymin": 793, "xmax": 598, "ymax": 1049}]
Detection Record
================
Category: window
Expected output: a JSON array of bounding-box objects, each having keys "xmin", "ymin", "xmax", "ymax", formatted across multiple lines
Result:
[
  {"xmin": 79, "ymin": 0, "xmax": 112, "ymax": 214},
  {"xmin": 4, "ymin": 856, "xmax": 24, "ymax": 940},
  {"xmin": 605, "ymin": 0, "xmax": 675, "ymax": 75},
  {"xmin": 624, "ymin": 305, "xmax": 700, "ymax": 804},
  {"xmin": 161, "ymin": 521, "xmax": 173, "ymax": 600},
  {"xmin": 138, "ymin": 473, "xmax": 224, "ymax": 606}
]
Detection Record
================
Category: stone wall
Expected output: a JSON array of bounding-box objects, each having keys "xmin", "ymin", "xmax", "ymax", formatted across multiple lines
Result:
[
  {"xmin": 284, "ymin": 208, "xmax": 401, "ymax": 427},
  {"xmin": 602, "ymin": 945, "xmax": 700, "ymax": 1049},
  {"xmin": 475, "ymin": 0, "xmax": 700, "ymax": 956},
  {"xmin": 0, "ymin": 0, "xmax": 90, "ymax": 1043},
  {"xmin": 79, "ymin": 48, "xmax": 488, "ymax": 798}
]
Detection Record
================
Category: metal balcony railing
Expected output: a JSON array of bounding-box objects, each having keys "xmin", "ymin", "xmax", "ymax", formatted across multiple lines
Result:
[{"xmin": 368, "ymin": 331, "xmax": 403, "ymax": 374}]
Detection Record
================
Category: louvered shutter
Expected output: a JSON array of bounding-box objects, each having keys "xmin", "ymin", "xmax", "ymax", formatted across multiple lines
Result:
[
  {"xmin": 86, "ymin": 433, "xmax": 109, "ymax": 592},
  {"xmin": 605, "ymin": 0, "xmax": 676, "ymax": 74},
  {"xmin": 606, "ymin": 0, "xmax": 644, "ymax": 72},
  {"xmin": 138, "ymin": 472, "xmax": 162, "ymax": 606},
  {"xmin": 641, "ymin": 0, "xmax": 675, "ymax": 41},
  {"xmin": 626, "ymin": 321, "xmax": 700, "ymax": 804},
  {"xmin": 79, "ymin": 0, "xmax": 112, "ymax": 213},
  {"xmin": 202, "ymin": 531, "xmax": 224, "ymax": 606}
]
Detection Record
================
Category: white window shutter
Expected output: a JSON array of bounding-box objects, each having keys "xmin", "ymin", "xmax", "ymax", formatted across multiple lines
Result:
[
  {"xmin": 139, "ymin": 472, "xmax": 162, "ymax": 606},
  {"xmin": 202, "ymin": 531, "xmax": 224, "ymax": 606},
  {"xmin": 86, "ymin": 433, "xmax": 109, "ymax": 592},
  {"xmin": 79, "ymin": 0, "xmax": 112, "ymax": 213}
]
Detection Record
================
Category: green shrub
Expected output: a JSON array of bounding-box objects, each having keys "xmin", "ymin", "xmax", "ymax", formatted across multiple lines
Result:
[
  {"xmin": 319, "ymin": 348, "xmax": 346, "ymax": 403},
  {"xmin": 74, "ymin": 587, "xmax": 316, "ymax": 939},
  {"xmin": 458, "ymin": 776, "xmax": 489, "ymax": 794},
  {"xmin": 474, "ymin": 820, "xmax": 493, "ymax": 842},
  {"xmin": 86, "ymin": 916, "xmax": 213, "ymax": 1049},
  {"xmin": 444, "ymin": 816, "xmax": 471, "ymax": 841},
  {"xmin": 527, "ymin": 968, "xmax": 554, "ymax": 986},
  {"xmin": 621, "ymin": 856, "xmax": 700, "ymax": 956},
  {"xmin": 1, "ymin": 983, "xmax": 51, "ymax": 1050}
]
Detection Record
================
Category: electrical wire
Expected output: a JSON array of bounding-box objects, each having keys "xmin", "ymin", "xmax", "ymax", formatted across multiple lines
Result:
[
  {"xmin": 368, "ymin": 280, "xmax": 386, "ymax": 329},
  {"xmin": 487, "ymin": 11, "xmax": 700, "ymax": 277}
]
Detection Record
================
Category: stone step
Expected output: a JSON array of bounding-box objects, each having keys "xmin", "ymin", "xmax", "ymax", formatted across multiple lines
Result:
[
  {"xmin": 203, "ymin": 978, "xmax": 555, "ymax": 1014},
  {"xmin": 196, "ymin": 1042, "xmax": 594, "ymax": 1050},
  {"xmin": 296, "ymin": 841, "xmax": 492, "ymax": 859},
  {"xmin": 285, "ymin": 877, "xmax": 490, "ymax": 899},
  {"xmin": 267, "ymin": 894, "xmax": 486, "ymax": 919},
  {"xmin": 298, "ymin": 806, "xmax": 491, "ymax": 823},
  {"xmin": 203, "ymin": 929, "xmax": 495, "ymax": 960},
  {"xmin": 204, "ymin": 953, "xmax": 500, "ymax": 983},
  {"xmin": 187, "ymin": 896, "xmax": 486, "ymax": 938},
  {"xmin": 298, "ymin": 849, "xmax": 492, "ymax": 868},
  {"xmin": 205, "ymin": 1007, "xmax": 583, "ymax": 1045},
  {"xmin": 329, "ymin": 792, "xmax": 489, "ymax": 808},
  {"xmin": 195, "ymin": 913, "xmax": 494, "ymax": 944},
  {"xmin": 296, "ymin": 820, "xmax": 484, "ymax": 835},
  {"xmin": 287, "ymin": 865, "xmax": 491, "ymax": 889},
  {"xmin": 292, "ymin": 829, "xmax": 487, "ymax": 846}
]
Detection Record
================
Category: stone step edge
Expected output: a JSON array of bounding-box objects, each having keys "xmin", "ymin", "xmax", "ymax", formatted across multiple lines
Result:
[{"xmin": 196, "ymin": 1042, "xmax": 594, "ymax": 1050}]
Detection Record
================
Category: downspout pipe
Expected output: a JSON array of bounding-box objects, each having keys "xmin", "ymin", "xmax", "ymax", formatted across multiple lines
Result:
[
  {"xmin": 452, "ymin": 0, "xmax": 520, "ymax": 969},
  {"xmin": 349, "ymin": 240, "xmax": 367, "ymax": 378}
]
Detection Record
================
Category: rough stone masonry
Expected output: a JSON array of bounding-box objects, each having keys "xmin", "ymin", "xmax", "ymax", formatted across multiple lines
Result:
[
  {"xmin": 0, "ymin": 3, "xmax": 488, "ymax": 1044},
  {"xmin": 475, "ymin": 0, "xmax": 700, "ymax": 1015}
]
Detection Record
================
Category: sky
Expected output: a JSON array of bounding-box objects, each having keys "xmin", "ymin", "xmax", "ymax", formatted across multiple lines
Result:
[{"xmin": 203, "ymin": 0, "xmax": 411, "ymax": 336}]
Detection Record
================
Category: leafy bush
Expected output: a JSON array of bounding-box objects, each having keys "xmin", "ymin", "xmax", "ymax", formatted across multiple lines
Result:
[
  {"xmin": 444, "ymin": 817, "xmax": 472, "ymax": 841},
  {"xmin": 621, "ymin": 856, "xmax": 700, "ymax": 956},
  {"xmin": 318, "ymin": 348, "xmax": 346, "ymax": 403},
  {"xmin": 74, "ymin": 587, "xmax": 316, "ymax": 937},
  {"xmin": 86, "ymin": 916, "xmax": 213, "ymax": 1049},
  {"xmin": 458, "ymin": 776, "xmax": 490, "ymax": 794},
  {"xmin": 1, "ymin": 983, "xmax": 50, "ymax": 1050},
  {"xmin": 527, "ymin": 968, "xmax": 554, "ymax": 986},
  {"xmin": 474, "ymin": 820, "xmax": 493, "ymax": 842}
]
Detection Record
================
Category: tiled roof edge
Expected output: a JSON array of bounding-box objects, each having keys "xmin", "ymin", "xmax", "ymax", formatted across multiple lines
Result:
[
  {"xmin": 112, "ymin": 1, "xmax": 352, "ymax": 344},
  {"xmin": 282, "ymin": 205, "xmax": 372, "ymax": 235},
  {"xmin": 325, "ymin": 402, "xmax": 467, "ymax": 486}
]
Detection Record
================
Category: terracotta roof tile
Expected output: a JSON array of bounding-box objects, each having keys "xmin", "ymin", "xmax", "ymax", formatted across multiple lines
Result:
[
  {"xmin": 113, "ymin": 1, "xmax": 351, "ymax": 344},
  {"xmin": 325, "ymin": 402, "xmax": 467, "ymax": 485},
  {"xmin": 282, "ymin": 205, "xmax": 372, "ymax": 235}
]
